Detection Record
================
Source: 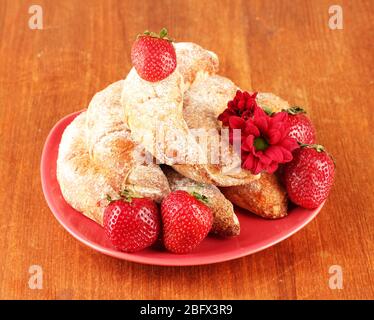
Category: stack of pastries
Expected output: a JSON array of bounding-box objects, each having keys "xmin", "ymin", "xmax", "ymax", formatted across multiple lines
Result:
[{"xmin": 57, "ymin": 37, "xmax": 299, "ymax": 253}]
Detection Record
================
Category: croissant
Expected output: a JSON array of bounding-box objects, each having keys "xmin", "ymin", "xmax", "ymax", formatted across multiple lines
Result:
[
  {"xmin": 57, "ymin": 82, "xmax": 170, "ymax": 225},
  {"xmin": 182, "ymin": 74, "xmax": 288, "ymax": 218},
  {"xmin": 57, "ymin": 45, "xmax": 242, "ymax": 234},
  {"xmin": 220, "ymin": 173, "xmax": 287, "ymax": 219},
  {"xmin": 85, "ymin": 80, "xmax": 170, "ymax": 202},
  {"xmin": 57, "ymin": 111, "xmax": 122, "ymax": 224},
  {"xmin": 57, "ymin": 40, "xmax": 289, "ymax": 237},
  {"xmin": 121, "ymin": 42, "xmax": 259, "ymax": 187}
]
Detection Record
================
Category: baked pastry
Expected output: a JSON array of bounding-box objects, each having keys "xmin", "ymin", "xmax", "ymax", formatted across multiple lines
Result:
[
  {"xmin": 182, "ymin": 74, "xmax": 288, "ymax": 218},
  {"xmin": 220, "ymin": 173, "xmax": 288, "ymax": 219},
  {"xmin": 58, "ymin": 83, "xmax": 240, "ymax": 235},
  {"xmin": 121, "ymin": 42, "xmax": 259, "ymax": 186},
  {"xmin": 85, "ymin": 80, "xmax": 170, "ymax": 202},
  {"xmin": 57, "ymin": 83, "xmax": 170, "ymax": 225},
  {"xmin": 58, "ymin": 42, "xmax": 289, "ymax": 226},
  {"xmin": 57, "ymin": 112, "xmax": 119, "ymax": 224}
]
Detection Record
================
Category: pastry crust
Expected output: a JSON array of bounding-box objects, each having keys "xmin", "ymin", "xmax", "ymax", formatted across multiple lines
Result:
[
  {"xmin": 220, "ymin": 173, "xmax": 288, "ymax": 219},
  {"xmin": 164, "ymin": 167, "xmax": 240, "ymax": 237},
  {"xmin": 121, "ymin": 42, "xmax": 258, "ymax": 186},
  {"xmin": 57, "ymin": 83, "xmax": 170, "ymax": 225},
  {"xmin": 85, "ymin": 80, "xmax": 170, "ymax": 201},
  {"xmin": 57, "ymin": 112, "xmax": 117, "ymax": 224},
  {"xmin": 256, "ymin": 92, "xmax": 290, "ymax": 113},
  {"xmin": 175, "ymin": 42, "xmax": 219, "ymax": 90},
  {"xmin": 57, "ymin": 41, "xmax": 291, "ymax": 232},
  {"xmin": 182, "ymin": 75, "xmax": 288, "ymax": 219}
]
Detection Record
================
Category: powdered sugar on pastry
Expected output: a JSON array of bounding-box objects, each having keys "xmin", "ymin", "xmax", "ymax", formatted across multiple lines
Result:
[
  {"xmin": 121, "ymin": 42, "xmax": 258, "ymax": 186},
  {"xmin": 57, "ymin": 83, "xmax": 171, "ymax": 225}
]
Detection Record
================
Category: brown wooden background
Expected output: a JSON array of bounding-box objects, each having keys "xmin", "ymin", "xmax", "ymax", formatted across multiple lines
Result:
[{"xmin": 0, "ymin": 0, "xmax": 373, "ymax": 300}]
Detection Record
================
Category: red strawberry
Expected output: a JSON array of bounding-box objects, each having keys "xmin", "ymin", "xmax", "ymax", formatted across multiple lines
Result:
[
  {"xmin": 161, "ymin": 190, "xmax": 213, "ymax": 254},
  {"xmin": 283, "ymin": 145, "xmax": 335, "ymax": 209},
  {"xmin": 286, "ymin": 107, "xmax": 316, "ymax": 144},
  {"xmin": 103, "ymin": 192, "xmax": 160, "ymax": 252},
  {"xmin": 131, "ymin": 28, "xmax": 177, "ymax": 82}
]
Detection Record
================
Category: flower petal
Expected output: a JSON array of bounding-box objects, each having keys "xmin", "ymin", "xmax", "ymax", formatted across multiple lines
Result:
[
  {"xmin": 238, "ymin": 100, "xmax": 245, "ymax": 110},
  {"xmin": 244, "ymin": 121, "xmax": 260, "ymax": 136},
  {"xmin": 253, "ymin": 114, "xmax": 269, "ymax": 133},
  {"xmin": 265, "ymin": 145, "xmax": 284, "ymax": 162},
  {"xmin": 279, "ymin": 147, "xmax": 293, "ymax": 163},
  {"xmin": 242, "ymin": 154, "xmax": 254, "ymax": 171},
  {"xmin": 252, "ymin": 158, "xmax": 263, "ymax": 174},
  {"xmin": 254, "ymin": 105, "xmax": 267, "ymax": 118},
  {"xmin": 267, "ymin": 161, "xmax": 279, "ymax": 173},
  {"xmin": 281, "ymin": 137, "xmax": 299, "ymax": 151},
  {"xmin": 259, "ymin": 153, "xmax": 272, "ymax": 165},
  {"xmin": 241, "ymin": 135, "xmax": 255, "ymax": 152},
  {"xmin": 229, "ymin": 116, "xmax": 245, "ymax": 129},
  {"xmin": 272, "ymin": 111, "xmax": 288, "ymax": 123},
  {"xmin": 267, "ymin": 129, "xmax": 282, "ymax": 144}
]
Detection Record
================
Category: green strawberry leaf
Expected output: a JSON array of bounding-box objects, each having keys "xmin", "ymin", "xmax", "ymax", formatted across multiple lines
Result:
[
  {"xmin": 191, "ymin": 191, "xmax": 209, "ymax": 205},
  {"xmin": 285, "ymin": 106, "xmax": 307, "ymax": 115},
  {"xmin": 262, "ymin": 106, "xmax": 274, "ymax": 116},
  {"xmin": 159, "ymin": 28, "xmax": 168, "ymax": 38},
  {"xmin": 120, "ymin": 189, "xmax": 143, "ymax": 202}
]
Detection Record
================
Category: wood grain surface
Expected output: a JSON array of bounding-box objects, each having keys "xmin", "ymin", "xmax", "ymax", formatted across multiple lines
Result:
[{"xmin": 0, "ymin": 0, "xmax": 373, "ymax": 300}]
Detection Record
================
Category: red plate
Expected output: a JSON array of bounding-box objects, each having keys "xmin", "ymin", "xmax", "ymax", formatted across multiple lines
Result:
[{"xmin": 41, "ymin": 111, "xmax": 323, "ymax": 266}]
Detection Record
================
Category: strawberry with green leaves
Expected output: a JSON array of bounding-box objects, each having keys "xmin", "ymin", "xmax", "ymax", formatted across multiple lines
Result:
[
  {"xmin": 161, "ymin": 190, "xmax": 213, "ymax": 254},
  {"xmin": 282, "ymin": 144, "xmax": 335, "ymax": 209},
  {"xmin": 103, "ymin": 190, "xmax": 160, "ymax": 252},
  {"xmin": 285, "ymin": 107, "xmax": 316, "ymax": 144},
  {"xmin": 131, "ymin": 28, "xmax": 177, "ymax": 82}
]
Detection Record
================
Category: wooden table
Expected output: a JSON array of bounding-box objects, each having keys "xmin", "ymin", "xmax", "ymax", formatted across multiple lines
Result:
[{"xmin": 0, "ymin": 0, "xmax": 373, "ymax": 300}]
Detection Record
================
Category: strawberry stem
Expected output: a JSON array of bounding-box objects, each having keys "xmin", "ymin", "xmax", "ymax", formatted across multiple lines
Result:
[
  {"xmin": 299, "ymin": 143, "xmax": 336, "ymax": 167},
  {"xmin": 138, "ymin": 28, "xmax": 174, "ymax": 42},
  {"xmin": 104, "ymin": 189, "xmax": 142, "ymax": 205},
  {"xmin": 120, "ymin": 189, "xmax": 143, "ymax": 202},
  {"xmin": 285, "ymin": 106, "xmax": 307, "ymax": 115},
  {"xmin": 191, "ymin": 191, "xmax": 209, "ymax": 205},
  {"xmin": 159, "ymin": 28, "xmax": 168, "ymax": 38},
  {"xmin": 299, "ymin": 143, "xmax": 325, "ymax": 152},
  {"xmin": 262, "ymin": 106, "xmax": 274, "ymax": 116}
]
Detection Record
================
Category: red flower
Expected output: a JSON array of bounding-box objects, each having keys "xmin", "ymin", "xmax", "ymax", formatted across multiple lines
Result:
[
  {"xmin": 218, "ymin": 90, "xmax": 258, "ymax": 127},
  {"xmin": 241, "ymin": 108, "xmax": 299, "ymax": 174},
  {"xmin": 218, "ymin": 91, "xmax": 299, "ymax": 174}
]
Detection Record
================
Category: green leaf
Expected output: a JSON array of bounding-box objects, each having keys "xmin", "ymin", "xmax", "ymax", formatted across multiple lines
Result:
[
  {"xmin": 120, "ymin": 188, "xmax": 142, "ymax": 202},
  {"xmin": 262, "ymin": 106, "xmax": 274, "ymax": 116},
  {"xmin": 191, "ymin": 191, "xmax": 209, "ymax": 205},
  {"xmin": 299, "ymin": 143, "xmax": 325, "ymax": 152},
  {"xmin": 159, "ymin": 28, "xmax": 168, "ymax": 38},
  {"xmin": 286, "ymin": 106, "xmax": 307, "ymax": 115}
]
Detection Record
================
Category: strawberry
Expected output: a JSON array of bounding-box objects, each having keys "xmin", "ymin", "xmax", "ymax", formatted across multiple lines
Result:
[
  {"xmin": 161, "ymin": 190, "xmax": 213, "ymax": 254},
  {"xmin": 282, "ymin": 145, "xmax": 335, "ymax": 209},
  {"xmin": 131, "ymin": 28, "xmax": 177, "ymax": 82},
  {"xmin": 285, "ymin": 107, "xmax": 316, "ymax": 144},
  {"xmin": 103, "ymin": 191, "xmax": 160, "ymax": 252}
]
